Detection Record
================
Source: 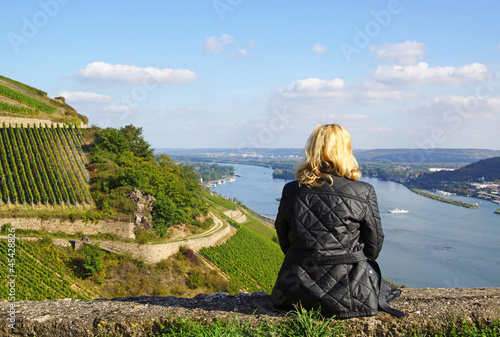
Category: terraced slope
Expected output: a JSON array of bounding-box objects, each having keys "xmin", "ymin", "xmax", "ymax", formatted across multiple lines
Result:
[
  {"xmin": 0, "ymin": 239, "xmax": 93, "ymax": 300},
  {"xmin": 0, "ymin": 74, "xmax": 87, "ymax": 126},
  {"xmin": 0, "ymin": 124, "xmax": 91, "ymax": 206}
]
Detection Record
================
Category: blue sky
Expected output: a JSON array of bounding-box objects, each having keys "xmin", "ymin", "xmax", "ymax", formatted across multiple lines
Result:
[{"xmin": 2, "ymin": 0, "xmax": 500, "ymax": 150}]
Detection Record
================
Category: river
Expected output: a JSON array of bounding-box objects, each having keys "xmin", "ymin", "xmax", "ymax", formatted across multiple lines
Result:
[{"xmin": 210, "ymin": 163, "xmax": 500, "ymax": 288}]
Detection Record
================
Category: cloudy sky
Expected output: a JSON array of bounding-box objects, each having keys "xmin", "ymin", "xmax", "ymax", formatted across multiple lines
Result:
[{"xmin": 2, "ymin": 1, "xmax": 500, "ymax": 149}]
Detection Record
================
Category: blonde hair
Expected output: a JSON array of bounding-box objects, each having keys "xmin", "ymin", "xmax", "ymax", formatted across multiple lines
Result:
[{"xmin": 297, "ymin": 124, "xmax": 361, "ymax": 187}]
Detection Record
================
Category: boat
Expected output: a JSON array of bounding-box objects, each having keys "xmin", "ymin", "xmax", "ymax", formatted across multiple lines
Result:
[{"xmin": 388, "ymin": 208, "xmax": 409, "ymax": 214}]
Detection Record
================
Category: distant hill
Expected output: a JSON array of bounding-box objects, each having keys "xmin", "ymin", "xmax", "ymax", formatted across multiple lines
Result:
[
  {"xmin": 354, "ymin": 148, "xmax": 500, "ymax": 163},
  {"xmin": 0, "ymin": 75, "xmax": 87, "ymax": 126},
  {"xmin": 159, "ymin": 148, "xmax": 500, "ymax": 164},
  {"xmin": 412, "ymin": 156, "xmax": 500, "ymax": 185}
]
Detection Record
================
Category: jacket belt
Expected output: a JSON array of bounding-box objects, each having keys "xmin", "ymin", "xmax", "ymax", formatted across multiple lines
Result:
[{"xmin": 285, "ymin": 250, "xmax": 367, "ymax": 265}]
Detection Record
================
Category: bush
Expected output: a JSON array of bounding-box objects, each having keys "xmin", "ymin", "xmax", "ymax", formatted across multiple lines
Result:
[
  {"xmin": 80, "ymin": 243, "xmax": 104, "ymax": 277},
  {"xmin": 0, "ymin": 223, "xmax": 12, "ymax": 234},
  {"xmin": 135, "ymin": 229, "xmax": 158, "ymax": 244},
  {"xmin": 186, "ymin": 270, "xmax": 205, "ymax": 289}
]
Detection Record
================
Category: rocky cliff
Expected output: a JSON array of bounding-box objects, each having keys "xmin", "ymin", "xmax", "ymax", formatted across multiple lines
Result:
[{"xmin": 1, "ymin": 288, "xmax": 499, "ymax": 336}]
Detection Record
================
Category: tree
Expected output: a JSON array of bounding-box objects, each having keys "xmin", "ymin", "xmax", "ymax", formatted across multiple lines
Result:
[{"xmin": 80, "ymin": 243, "xmax": 104, "ymax": 277}]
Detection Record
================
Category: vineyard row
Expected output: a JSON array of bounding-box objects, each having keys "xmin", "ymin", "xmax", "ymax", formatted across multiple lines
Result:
[{"xmin": 0, "ymin": 123, "xmax": 91, "ymax": 206}]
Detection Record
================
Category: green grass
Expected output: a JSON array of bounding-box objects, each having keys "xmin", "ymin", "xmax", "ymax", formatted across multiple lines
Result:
[
  {"xmin": 413, "ymin": 318, "xmax": 500, "ymax": 337},
  {"xmin": 243, "ymin": 213, "xmax": 277, "ymax": 241},
  {"xmin": 200, "ymin": 225, "xmax": 283, "ymax": 294},
  {"xmin": 150, "ymin": 304, "xmax": 345, "ymax": 337},
  {"xmin": 0, "ymin": 238, "xmax": 94, "ymax": 300},
  {"xmin": 202, "ymin": 189, "xmax": 238, "ymax": 210}
]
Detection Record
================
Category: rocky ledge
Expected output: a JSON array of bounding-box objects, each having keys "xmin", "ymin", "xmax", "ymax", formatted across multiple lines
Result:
[{"xmin": 1, "ymin": 288, "xmax": 499, "ymax": 336}]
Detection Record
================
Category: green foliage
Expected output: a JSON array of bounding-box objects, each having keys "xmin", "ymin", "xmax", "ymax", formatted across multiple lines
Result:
[
  {"xmin": 0, "ymin": 223, "xmax": 12, "ymax": 234},
  {"xmin": 416, "ymin": 156, "xmax": 500, "ymax": 184},
  {"xmin": 282, "ymin": 304, "xmax": 344, "ymax": 337},
  {"xmin": 408, "ymin": 187, "xmax": 480, "ymax": 209},
  {"xmin": 0, "ymin": 75, "xmax": 48, "ymax": 96},
  {"xmin": 202, "ymin": 190, "xmax": 238, "ymax": 210},
  {"xmin": 185, "ymin": 270, "xmax": 205, "ymax": 289},
  {"xmin": 0, "ymin": 101, "xmax": 39, "ymax": 116},
  {"xmin": 0, "ymin": 239, "xmax": 93, "ymax": 300},
  {"xmin": 89, "ymin": 125, "xmax": 207, "ymax": 236},
  {"xmin": 183, "ymin": 161, "xmax": 235, "ymax": 182},
  {"xmin": 80, "ymin": 243, "xmax": 104, "ymax": 277},
  {"xmin": 134, "ymin": 228, "xmax": 159, "ymax": 244},
  {"xmin": 0, "ymin": 125, "xmax": 90, "ymax": 205},
  {"xmin": 415, "ymin": 318, "xmax": 500, "ymax": 337},
  {"xmin": 0, "ymin": 84, "xmax": 56, "ymax": 114},
  {"xmin": 200, "ymin": 225, "xmax": 283, "ymax": 294},
  {"xmin": 155, "ymin": 305, "xmax": 346, "ymax": 336},
  {"xmin": 91, "ymin": 125, "xmax": 154, "ymax": 161}
]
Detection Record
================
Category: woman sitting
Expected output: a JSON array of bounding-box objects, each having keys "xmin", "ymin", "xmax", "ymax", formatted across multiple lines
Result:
[{"xmin": 271, "ymin": 124, "xmax": 403, "ymax": 319}]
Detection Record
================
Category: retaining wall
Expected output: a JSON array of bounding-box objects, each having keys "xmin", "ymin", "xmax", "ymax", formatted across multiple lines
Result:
[
  {"xmin": 98, "ymin": 221, "xmax": 231, "ymax": 263},
  {"xmin": 0, "ymin": 217, "xmax": 135, "ymax": 239},
  {"xmin": 0, "ymin": 116, "xmax": 87, "ymax": 128}
]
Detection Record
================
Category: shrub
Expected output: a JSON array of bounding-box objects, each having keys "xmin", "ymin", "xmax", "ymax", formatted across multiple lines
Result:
[
  {"xmin": 80, "ymin": 243, "xmax": 104, "ymax": 277},
  {"xmin": 0, "ymin": 223, "xmax": 12, "ymax": 234},
  {"xmin": 155, "ymin": 259, "xmax": 171, "ymax": 271},
  {"xmin": 182, "ymin": 248, "xmax": 199, "ymax": 265},
  {"xmin": 186, "ymin": 270, "xmax": 205, "ymax": 289}
]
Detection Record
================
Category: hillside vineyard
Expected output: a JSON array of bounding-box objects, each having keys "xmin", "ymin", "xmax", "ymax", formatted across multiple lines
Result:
[{"xmin": 0, "ymin": 123, "xmax": 91, "ymax": 206}]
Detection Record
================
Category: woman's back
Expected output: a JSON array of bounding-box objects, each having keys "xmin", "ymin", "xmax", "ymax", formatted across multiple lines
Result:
[{"xmin": 276, "ymin": 176, "xmax": 383, "ymax": 259}]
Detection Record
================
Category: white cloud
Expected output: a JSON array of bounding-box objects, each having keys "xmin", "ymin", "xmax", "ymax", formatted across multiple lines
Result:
[
  {"xmin": 100, "ymin": 104, "xmax": 131, "ymax": 114},
  {"xmin": 281, "ymin": 78, "xmax": 345, "ymax": 94},
  {"xmin": 247, "ymin": 39, "xmax": 257, "ymax": 48},
  {"xmin": 77, "ymin": 62, "xmax": 198, "ymax": 86},
  {"xmin": 229, "ymin": 48, "xmax": 249, "ymax": 59},
  {"xmin": 371, "ymin": 62, "xmax": 489, "ymax": 86},
  {"xmin": 404, "ymin": 96, "xmax": 500, "ymax": 117},
  {"xmin": 204, "ymin": 34, "xmax": 236, "ymax": 54},
  {"xmin": 58, "ymin": 91, "xmax": 113, "ymax": 103},
  {"xmin": 277, "ymin": 78, "xmax": 411, "ymax": 104},
  {"xmin": 313, "ymin": 44, "xmax": 327, "ymax": 54},
  {"xmin": 369, "ymin": 41, "xmax": 426, "ymax": 65}
]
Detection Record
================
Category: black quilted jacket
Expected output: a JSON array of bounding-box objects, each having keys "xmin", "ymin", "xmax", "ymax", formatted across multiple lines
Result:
[{"xmin": 271, "ymin": 175, "xmax": 395, "ymax": 319}]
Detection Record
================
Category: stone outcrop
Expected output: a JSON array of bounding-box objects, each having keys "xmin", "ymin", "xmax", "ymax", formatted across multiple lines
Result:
[
  {"xmin": 127, "ymin": 189, "xmax": 156, "ymax": 231},
  {"xmin": 0, "ymin": 288, "xmax": 498, "ymax": 336}
]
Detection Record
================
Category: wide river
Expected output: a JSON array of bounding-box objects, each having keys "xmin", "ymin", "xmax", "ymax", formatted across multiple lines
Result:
[{"xmin": 210, "ymin": 163, "xmax": 500, "ymax": 288}]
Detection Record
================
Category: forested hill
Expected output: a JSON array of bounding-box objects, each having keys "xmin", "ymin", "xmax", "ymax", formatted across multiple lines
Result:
[
  {"xmin": 412, "ymin": 156, "xmax": 500, "ymax": 184},
  {"xmin": 0, "ymin": 75, "xmax": 87, "ymax": 126},
  {"xmin": 354, "ymin": 148, "xmax": 500, "ymax": 163}
]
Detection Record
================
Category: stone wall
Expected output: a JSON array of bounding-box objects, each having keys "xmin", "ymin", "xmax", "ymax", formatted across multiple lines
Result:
[
  {"xmin": 0, "ymin": 116, "xmax": 87, "ymax": 128},
  {"xmin": 98, "ymin": 221, "xmax": 232, "ymax": 263},
  {"xmin": 1, "ymin": 288, "xmax": 499, "ymax": 336},
  {"xmin": 1, "ymin": 218, "xmax": 135, "ymax": 239}
]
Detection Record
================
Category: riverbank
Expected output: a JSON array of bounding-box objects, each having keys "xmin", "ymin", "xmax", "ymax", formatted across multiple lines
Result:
[{"xmin": 404, "ymin": 185, "xmax": 480, "ymax": 209}]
